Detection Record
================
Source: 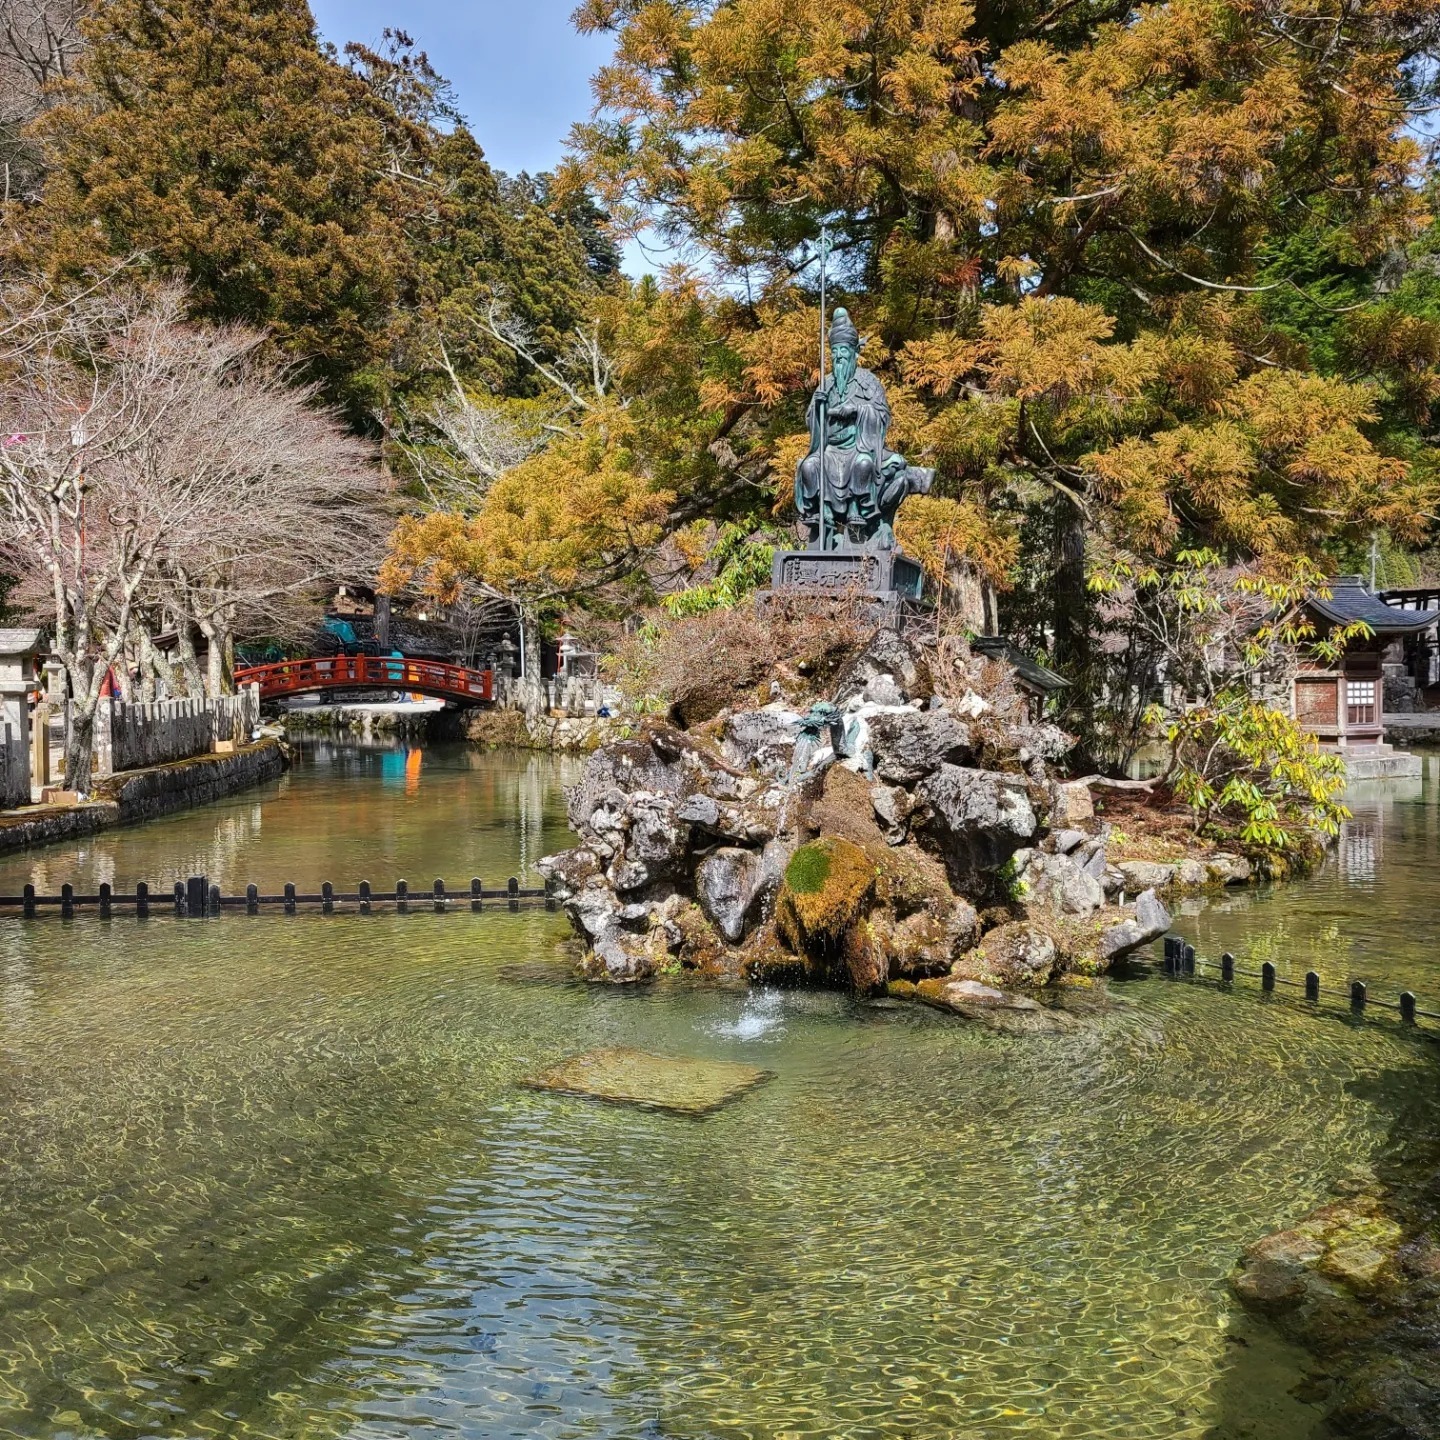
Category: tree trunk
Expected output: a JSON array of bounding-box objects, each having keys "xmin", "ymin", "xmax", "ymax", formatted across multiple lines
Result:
[
  {"xmin": 1050, "ymin": 499, "xmax": 1093, "ymax": 738},
  {"xmin": 519, "ymin": 607, "xmax": 545, "ymax": 720},
  {"xmin": 173, "ymin": 622, "xmax": 204, "ymax": 697},
  {"xmin": 60, "ymin": 657, "xmax": 96, "ymax": 793}
]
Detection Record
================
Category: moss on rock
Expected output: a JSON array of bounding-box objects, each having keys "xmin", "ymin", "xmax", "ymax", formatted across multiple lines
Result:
[{"xmin": 774, "ymin": 837, "xmax": 877, "ymax": 986}]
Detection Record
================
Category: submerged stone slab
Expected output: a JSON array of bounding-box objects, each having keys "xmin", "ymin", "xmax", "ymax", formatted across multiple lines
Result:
[{"xmin": 521, "ymin": 1046, "xmax": 770, "ymax": 1116}]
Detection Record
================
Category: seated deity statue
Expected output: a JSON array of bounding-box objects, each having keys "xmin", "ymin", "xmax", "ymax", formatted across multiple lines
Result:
[{"xmin": 794, "ymin": 307, "xmax": 933, "ymax": 551}]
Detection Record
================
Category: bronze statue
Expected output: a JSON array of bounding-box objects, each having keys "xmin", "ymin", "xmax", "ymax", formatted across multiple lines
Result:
[{"xmin": 794, "ymin": 308, "xmax": 933, "ymax": 552}]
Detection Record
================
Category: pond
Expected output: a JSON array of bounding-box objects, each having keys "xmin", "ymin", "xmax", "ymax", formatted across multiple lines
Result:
[{"xmin": 0, "ymin": 740, "xmax": 1436, "ymax": 1440}]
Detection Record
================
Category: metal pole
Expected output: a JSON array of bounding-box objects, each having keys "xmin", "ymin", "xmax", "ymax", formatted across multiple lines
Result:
[{"xmin": 818, "ymin": 225, "xmax": 828, "ymax": 553}]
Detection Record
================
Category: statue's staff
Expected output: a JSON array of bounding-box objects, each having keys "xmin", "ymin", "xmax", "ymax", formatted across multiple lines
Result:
[{"xmin": 816, "ymin": 224, "xmax": 829, "ymax": 552}]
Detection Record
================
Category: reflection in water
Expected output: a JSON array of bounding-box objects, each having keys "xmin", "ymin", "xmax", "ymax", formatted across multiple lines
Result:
[{"xmin": 0, "ymin": 742, "xmax": 1434, "ymax": 1438}]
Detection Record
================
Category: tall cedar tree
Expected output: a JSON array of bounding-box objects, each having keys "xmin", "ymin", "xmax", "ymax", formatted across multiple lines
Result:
[
  {"xmin": 24, "ymin": 0, "xmax": 406, "ymax": 411},
  {"xmin": 563, "ymin": 0, "xmax": 1440, "ymax": 740},
  {"xmin": 18, "ymin": 7, "xmax": 605, "ymax": 415}
]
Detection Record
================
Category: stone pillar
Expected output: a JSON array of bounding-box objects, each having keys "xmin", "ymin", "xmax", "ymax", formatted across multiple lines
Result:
[{"xmin": 0, "ymin": 630, "xmax": 41, "ymax": 807}]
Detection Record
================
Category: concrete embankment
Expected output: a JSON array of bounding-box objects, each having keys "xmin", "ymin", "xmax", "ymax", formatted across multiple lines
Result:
[{"xmin": 0, "ymin": 738, "xmax": 288, "ymax": 854}]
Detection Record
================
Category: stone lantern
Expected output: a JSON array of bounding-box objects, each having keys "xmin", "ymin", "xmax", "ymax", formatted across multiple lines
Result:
[{"xmin": 497, "ymin": 635, "xmax": 518, "ymax": 679}]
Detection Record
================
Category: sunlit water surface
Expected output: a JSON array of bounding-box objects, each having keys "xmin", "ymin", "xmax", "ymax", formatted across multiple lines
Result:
[{"xmin": 0, "ymin": 739, "xmax": 1438, "ymax": 1440}]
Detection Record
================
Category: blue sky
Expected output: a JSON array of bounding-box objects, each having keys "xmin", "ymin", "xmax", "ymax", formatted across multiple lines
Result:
[{"xmin": 308, "ymin": 0, "xmax": 611, "ymax": 177}]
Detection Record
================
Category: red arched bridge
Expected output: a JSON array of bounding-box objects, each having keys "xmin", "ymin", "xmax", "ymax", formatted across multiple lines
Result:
[{"xmin": 235, "ymin": 656, "xmax": 494, "ymax": 706}]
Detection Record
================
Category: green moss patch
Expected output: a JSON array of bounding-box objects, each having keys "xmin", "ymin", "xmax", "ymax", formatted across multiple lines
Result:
[{"xmin": 784, "ymin": 843, "xmax": 833, "ymax": 894}]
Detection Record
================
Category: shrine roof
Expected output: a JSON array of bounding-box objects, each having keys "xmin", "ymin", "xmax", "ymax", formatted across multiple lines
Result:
[{"xmin": 1306, "ymin": 576, "xmax": 1438, "ymax": 635}]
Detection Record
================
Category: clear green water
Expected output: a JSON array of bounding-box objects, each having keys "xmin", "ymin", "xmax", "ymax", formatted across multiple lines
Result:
[{"xmin": 0, "ymin": 740, "xmax": 1436, "ymax": 1440}]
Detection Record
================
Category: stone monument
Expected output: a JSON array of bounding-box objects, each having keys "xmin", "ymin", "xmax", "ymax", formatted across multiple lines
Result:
[{"xmin": 772, "ymin": 305, "xmax": 933, "ymax": 602}]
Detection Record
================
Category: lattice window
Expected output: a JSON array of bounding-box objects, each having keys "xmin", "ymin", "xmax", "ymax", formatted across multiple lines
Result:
[{"xmin": 1346, "ymin": 679, "xmax": 1377, "ymax": 728}]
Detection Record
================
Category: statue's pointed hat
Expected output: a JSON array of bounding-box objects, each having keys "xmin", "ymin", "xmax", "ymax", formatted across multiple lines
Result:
[{"xmin": 829, "ymin": 307, "xmax": 859, "ymax": 349}]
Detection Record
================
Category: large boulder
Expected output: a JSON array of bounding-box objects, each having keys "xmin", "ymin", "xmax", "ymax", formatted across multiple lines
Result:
[
  {"xmin": 1116, "ymin": 859, "xmax": 1176, "ymax": 893},
  {"xmin": 721, "ymin": 707, "xmax": 800, "ymax": 776},
  {"xmin": 1098, "ymin": 888, "xmax": 1172, "ymax": 960},
  {"xmin": 914, "ymin": 764, "xmax": 1038, "ymax": 892},
  {"xmin": 1021, "ymin": 851, "xmax": 1106, "ymax": 918},
  {"xmin": 868, "ymin": 709, "xmax": 973, "ymax": 785},
  {"xmin": 836, "ymin": 626, "xmax": 931, "ymax": 703},
  {"xmin": 1049, "ymin": 779, "xmax": 1095, "ymax": 828},
  {"xmin": 953, "ymin": 921, "xmax": 1061, "ymax": 987},
  {"xmin": 773, "ymin": 836, "xmax": 878, "ymax": 988},
  {"xmin": 695, "ymin": 845, "xmax": 781, "ymax": 943}
]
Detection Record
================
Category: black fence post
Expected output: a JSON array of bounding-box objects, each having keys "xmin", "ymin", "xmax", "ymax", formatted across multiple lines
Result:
[
  {"xmin": 1401, "ymin": 991, "xmax": 1417, "ymax": 1024},
  {"xmin": 1305, "ymin": 970, "xmax": 1321, "ymax": 1002},
  {"xmin": 208, "ymin": 884, "xmax": 220, "ymax": 916},
  {"xmin": 22, "ymin": 882, "xmax": 35, "ymax": 919},
  {"xmin": 1351, "ymin": 980, "xmax": 1367, "ymax": 1014},
  {"xmin": 284, "ymin": 882, "xmax": 296, "ymax": 916},
  {"xmin": 1221, "ymin": 952, "xmax": 1235, "ymax": 984},
  {"xmin": 60, "ymin": 882, "xmax": 73, "ymax": 920},
  {"xmin": 186, "ymin": 876, "xmax": 207, "ymax": 918},
  {"xmin": 471, "ymin": 877, "xmax": 482, "ymax": 913},
  {"xmin": 136, "ymin": 881, "xmax": 149, "ymax": 919},
  {"xmin": 508, "ymin": 876, "xmax": 519, "ymax": 912},
  {"xmin": 322, "ymin": 881, "xmax": 333, "ymax": 915},
  {"xmin": 433, "ymin": 878, "xmax": 445, "ymax": 913},
  {"xmin": 359, "ymin": 880, "xmax": 371, "ymax": 915},
  {"xmin": 396, "ymin": 879, "xmax": 408, "ymax": 914},
  {"xmin": 246, "ymin": 883, "xmax": 258, "ymax": 916},
  {"xmin": 1262, "ymin": 962, "xmax": 1276, "ymax": 993},
  {"xmin": 99, "ymin": 881, "xmax": 112, "ymax": 919},
  {"xmin": 1184, "ymin": 943, "xmax": 1196, "ymax": 976},
  {"xmin": 174, "ymin": 881, "xmax": 186, "ymax": 916}
]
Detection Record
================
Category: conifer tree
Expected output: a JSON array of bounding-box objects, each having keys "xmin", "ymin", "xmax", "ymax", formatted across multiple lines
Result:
[
  {"xmin": 25, "ymin": 0, "xmax": 407, "ymax": 410},
  {"xmin": 562, "ymin": 0, "xmax": 1440, "ymax": 746}
]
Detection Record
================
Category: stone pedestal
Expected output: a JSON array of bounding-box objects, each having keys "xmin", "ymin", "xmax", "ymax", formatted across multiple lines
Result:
[{"xmin": 770, "ymin": 546, "xmax": 925, "ymax": 602}]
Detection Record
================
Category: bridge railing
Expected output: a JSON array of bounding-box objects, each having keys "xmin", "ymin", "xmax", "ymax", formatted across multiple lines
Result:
[{"xmin": 235, "ymin": 656, "xmax": 493, "ymax": 704}]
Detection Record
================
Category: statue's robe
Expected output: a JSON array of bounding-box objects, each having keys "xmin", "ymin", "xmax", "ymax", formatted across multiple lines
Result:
[{"xmin": 795, "ymin": 365, "xmax": 903, "ymax": 529}]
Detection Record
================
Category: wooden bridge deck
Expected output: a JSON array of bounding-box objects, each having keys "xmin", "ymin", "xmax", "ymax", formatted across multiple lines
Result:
[{"xmin": 235, "ymin": 656, "xmax": 494, "ymax": 706}]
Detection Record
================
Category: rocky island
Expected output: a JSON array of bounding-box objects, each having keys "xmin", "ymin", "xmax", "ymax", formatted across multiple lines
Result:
[{"xmin": 541, "ymin": 622, "xmax": 1202, "ymax": 1021}]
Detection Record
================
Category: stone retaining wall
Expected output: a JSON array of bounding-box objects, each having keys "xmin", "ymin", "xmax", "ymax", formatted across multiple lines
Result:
[{"xmin": 0, "ymin": 739, "xmax": 287, "ymax": 855}]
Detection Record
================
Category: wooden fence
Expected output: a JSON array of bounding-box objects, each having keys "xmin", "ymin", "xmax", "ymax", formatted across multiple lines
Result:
[
  {"xmin": 0, "ymin": 875, "xmax": 551, "ymax": 917},
  {"xmin": 92, "ymin": 684, "xmax": 261, "ymax": 776}
]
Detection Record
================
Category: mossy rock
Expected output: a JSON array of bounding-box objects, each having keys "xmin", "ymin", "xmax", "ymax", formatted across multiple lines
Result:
[{"xmin": 775, "ymin": 836, "xmax": 876, "ymax": 963}]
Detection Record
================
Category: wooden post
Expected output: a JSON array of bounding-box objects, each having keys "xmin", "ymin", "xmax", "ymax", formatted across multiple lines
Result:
[
  {"xmin": 99, "ymin": 881, "xmax": 111, "ymax": 919},
  {"xmin": 60, "ymin": 882, "xmax": 73, "ymax": 919},
  {"xmin": 1221, "ymin": 952, "xmax": 1234, "ymax": 984},
  {"xmin": 1401, "ymin": 991, "xmax": 1417, "ymax": 1023},
  {"xmin": 173, "ymin": 881, "xmax": 186, "ymax": 916},
  {"xmin": 471, "ymin": 877, "xmax": 482, "ymax": 913},
  {"xmin": 322, "ymin": 881, "xmax": 334, "ymax": 914},
  {"xmin": 1305, "ymin": 970, "xmax": 1320, "ymax": 1002},
  {"xmin": 359, "ymin": 880, "xmax": 371, "ymax": 915},
  {"xmin": 508, "ymin": 876, "xmax": 519, "ymax": 912},
  {"xmin": 284, "ymin": 882, "xmax": 296, "ymax": 915},
  {"xmin": 433, "ymin": 878, "xmax": 445, "ymax": 913},
  {"xmin": 396, "ymin": 879, "xmax": 408, "ymax": 914},
  {"xmin": 22, "ymin": 882, "xmax": 34, "ymax": 919},
  {"xmin": 208, "ymin": 884, "xmax": 220, "ymax": 916},
  {"xmin": 136, "ymin": 881, "xmax": 149, "ymax": 919},
  {"xmin": 1184, "ymin": 943, "xmax": 1196, "ymax": 975},
  {"xmin": 246, "ymin": 883, "xmax": 259, "ymax": 915},
  {"xmin": 1262, "ymin": 961, "xmax": 1276, "ymax": 993},
  {"xmin": 1350, "ymin": 980, "xmax": 1367, "ymax": 1013},
  {"xmin": 186, "ymin": 875, "xmax": 207, "ymax": 918},
  {"xmin": 30, "ymin": 702, "xmax": 49, "ymax": 790}
]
